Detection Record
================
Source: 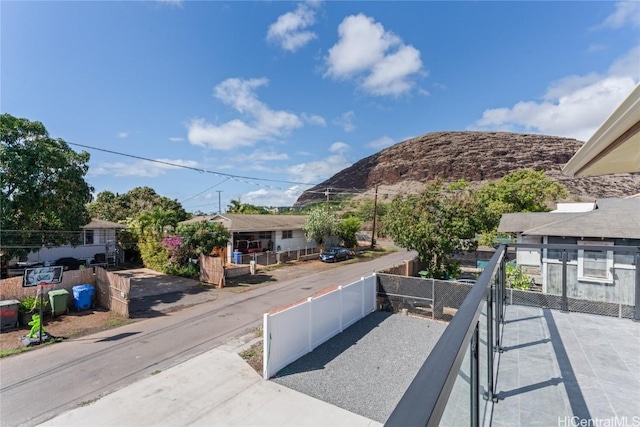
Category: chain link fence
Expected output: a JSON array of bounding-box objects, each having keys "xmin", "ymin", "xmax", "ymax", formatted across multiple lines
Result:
[
  {"xmin": 377, "ymin": 274, "xmax": 473, "ymax": 322},
  {"xmin": 378, "ymin": 273, "xmax": 636, "ymax": 321}
]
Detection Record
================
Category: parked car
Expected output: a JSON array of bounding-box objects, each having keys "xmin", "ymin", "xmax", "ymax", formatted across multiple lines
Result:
[
  {"xmin": 319, "ymin": 247, "xmax": 351, "ymax": 263},
  {"xmin": 234, "ymin": 240, "xmax": 264, "ymax": 254}
]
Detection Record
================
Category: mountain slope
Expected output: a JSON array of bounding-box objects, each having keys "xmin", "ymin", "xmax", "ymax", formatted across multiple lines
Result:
[{"xmin": 295, "ymin": 131, "xmax": 640, "ymax": 205}]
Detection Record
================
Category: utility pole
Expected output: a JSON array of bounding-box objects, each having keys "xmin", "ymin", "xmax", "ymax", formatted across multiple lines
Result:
[
  {"xmin": 371, "ymin": 184, "xmax": 378, "ymax": 249},
  {"xmin": 216, "ymin": 190, "xmax": 223, "ymax": 214},
  {"xmin": 325, "ymin": 188, "xmax": 331, "ymax": 213}
]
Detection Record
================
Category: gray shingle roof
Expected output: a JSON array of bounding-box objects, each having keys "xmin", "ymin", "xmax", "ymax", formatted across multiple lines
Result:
[
  {"xmin": 498, "ymin": 198, "xmax": 640, "ymax": 239},
  {"xmin": 82, "ymin": 218, "xmax": 127, "ymax": 229},
  {"xmin": 180, "ymin": 214, "xmax": 308, "ymax": 232}
]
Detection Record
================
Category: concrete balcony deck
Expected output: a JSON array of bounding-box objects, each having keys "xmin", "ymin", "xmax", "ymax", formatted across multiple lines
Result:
[{"xmin": 492, "ymin": 305, "xmax": 640, "ymax": 426}]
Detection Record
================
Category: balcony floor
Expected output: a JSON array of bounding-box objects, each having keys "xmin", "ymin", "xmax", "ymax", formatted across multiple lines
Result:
[{"xmin": 491, "ymin": 305, "xmax": 640, "ymax": 426}]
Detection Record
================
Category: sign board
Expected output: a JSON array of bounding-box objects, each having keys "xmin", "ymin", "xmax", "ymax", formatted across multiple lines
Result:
[{"xmin": 23, "ymin": 266, "xmax": 64, "ymax": 288}]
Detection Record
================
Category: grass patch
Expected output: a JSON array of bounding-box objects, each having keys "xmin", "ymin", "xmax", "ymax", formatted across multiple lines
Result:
[
  {"xmin": 78, "ymin": 398, "xmax": 99, "ymax": 407},
  {"xmin": 0, "ymin": 347, "xmax": 32, "ymax": 358},
  {"xmin": 239, "ymin": 342, "xmax": 263, "ymax": 373}
]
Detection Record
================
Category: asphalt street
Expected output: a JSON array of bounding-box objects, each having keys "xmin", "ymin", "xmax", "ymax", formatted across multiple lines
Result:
[{"xmin": 0, "ymin": 248, "xmax": 414, "ymax": 427}]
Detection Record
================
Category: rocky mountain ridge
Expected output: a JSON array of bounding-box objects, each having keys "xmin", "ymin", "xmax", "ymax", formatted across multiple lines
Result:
[{"xmin": 295, "ymin": 131, "xmax": 640, "ymax": 205}]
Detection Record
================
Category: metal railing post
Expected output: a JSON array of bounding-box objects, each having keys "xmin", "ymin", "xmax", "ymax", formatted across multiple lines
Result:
[
  {"xmin": 635, "ymin": 253, "xmax": 640, "ymax": 321},
  {"xmin": 486, "ymin": 287, "xmax": 495, "ymax": 402},
  {"xmin": 471, "ymin": 323, "xmax": 480, "ymax": 427},
  {"xmin": 561, "ymin": 250, "xmax": 568, "ymax": 312}
]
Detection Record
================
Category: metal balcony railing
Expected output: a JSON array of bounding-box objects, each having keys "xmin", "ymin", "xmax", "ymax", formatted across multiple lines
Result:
[{"xmin": 385, "ymin": 243, "xmax": 640, "ymax": 427}]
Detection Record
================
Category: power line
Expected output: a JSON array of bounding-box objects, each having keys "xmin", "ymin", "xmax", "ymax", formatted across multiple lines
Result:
[
  {"xmin": 180, "ymin": 177, "xmax": 231, "ymax": 203},
  {"xmin": 67, "ymin": 141, "xmax": 319, "ymax": 189}
]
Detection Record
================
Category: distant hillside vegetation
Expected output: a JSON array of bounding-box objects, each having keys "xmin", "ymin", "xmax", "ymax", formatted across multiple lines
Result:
[{"xmin": 294, "ymin": 131, "xmax": 640, "ymax": 206}]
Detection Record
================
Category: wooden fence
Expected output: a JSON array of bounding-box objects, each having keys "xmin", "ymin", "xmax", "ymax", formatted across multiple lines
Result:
[
  {"xmin": 199, "ymin": 255, "xmax": 225, "ymax": 287},
  {"xmin": 95, "ymin": 267, "xmax": 130, "ymax": 318},
  {"xmin": 0, "ymin": 268, "xmax": 95, "ymax": 303}
]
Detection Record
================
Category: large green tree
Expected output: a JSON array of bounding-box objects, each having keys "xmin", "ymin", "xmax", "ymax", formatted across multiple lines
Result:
[
  {"xmin": 384, "ymin": 181, "xmax": 479, "ymax": 278},
  {"xmin": 87, "ymin": 186, "xmax": 189, "ymax": 223},
  {"xmin": 1, "ymin": 114, "xmax": 93, "ymax": 258},
  {"xmin": 303, "ymin": 208, "xmax": 339, "ymax": 247},
  {"xmin": 226, "ymin": 198, "xmax": 270, "ymax": 214},
  {"xmin": 337, "ymin": 216, "xmax": 361, "ymax": 249},
  {"xmin": 474, "ymin": 169, "xmax": 568, "ymax": 237}
]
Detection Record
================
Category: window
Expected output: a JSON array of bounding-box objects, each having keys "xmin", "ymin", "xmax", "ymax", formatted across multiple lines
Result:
[
  {"xmin": 258, "ymin": 231, "xmax": 272, "ymax": 240},
  {"xmin": 577, "ymin": 241, "xmax": 613, "ymax": 283},
  {"xmin": 84, "ymin": 230, "xmax": 94, "ymax": 245},
  {"xmin": 282, "ymin": 230, "xmax": 293, "ymax": 239}
]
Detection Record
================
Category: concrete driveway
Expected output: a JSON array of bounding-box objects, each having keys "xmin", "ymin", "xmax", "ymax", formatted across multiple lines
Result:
[{"xmin": 111, "ymin": 268, "xmax": 216, "ymax": 317}]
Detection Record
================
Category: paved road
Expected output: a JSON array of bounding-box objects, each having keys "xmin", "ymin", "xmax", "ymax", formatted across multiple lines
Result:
[{"xmin": 0, "ymin": 249, "xmax": 414, "ymax": 427}]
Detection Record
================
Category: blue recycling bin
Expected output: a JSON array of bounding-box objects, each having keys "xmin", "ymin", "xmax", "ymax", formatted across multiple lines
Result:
[
  {"xmin": 233, "ymin": 251, "xmax": 243, "ymax": 264},
  {"xmin": 72, "ymin": 284, "xmax": 95, "ymax": 311}
]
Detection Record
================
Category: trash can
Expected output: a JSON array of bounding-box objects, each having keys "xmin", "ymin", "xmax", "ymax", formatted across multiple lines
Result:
[
  {"xmin": 72, "ymin": 284, "xmax": 95, "ymax": 311},
  {"xmin": 233, "ymin": 251, "xmax": 243, "ymax": 264},
  {"xmin": 0, "ymin": 300, "xmax": 20, "ymax": 331},
  {"xmin": 418, "ymin": 270, "xmax": 429, "ymax": 279},
  {"xmin": 48, "ymin": 289, "xmax": 69, "ymax": 316}
]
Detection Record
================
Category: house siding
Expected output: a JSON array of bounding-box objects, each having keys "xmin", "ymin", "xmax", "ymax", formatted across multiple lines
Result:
[{"xmin": 543, "ymin": 236, "xmax": 637, "ymax": 306}]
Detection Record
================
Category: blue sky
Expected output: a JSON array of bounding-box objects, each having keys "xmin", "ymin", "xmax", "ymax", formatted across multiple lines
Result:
[{"xmin": 2, "ymin": 1, "xmax": 639, "ymax": 212}]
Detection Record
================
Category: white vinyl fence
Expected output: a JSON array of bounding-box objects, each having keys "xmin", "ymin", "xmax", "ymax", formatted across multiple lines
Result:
[{"xmin": 263, "ymin": 274, "xmax": 377, "ymax": 379}]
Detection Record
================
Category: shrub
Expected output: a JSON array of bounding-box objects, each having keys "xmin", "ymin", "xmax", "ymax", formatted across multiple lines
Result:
[
  {"xmin": 506, "ymin": 264, "xmax": 532, "ymax": 290},
  {"xmin": 19, "ymin": 296, "xmax": 48, "ymax": 314}
]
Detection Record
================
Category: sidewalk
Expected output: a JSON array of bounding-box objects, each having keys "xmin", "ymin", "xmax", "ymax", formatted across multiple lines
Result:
[{"xmin": 39, "ymin": 342, "xmax": 382, "ymax": 427}]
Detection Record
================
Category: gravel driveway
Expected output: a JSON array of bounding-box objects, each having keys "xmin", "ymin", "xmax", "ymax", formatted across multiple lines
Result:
[{"xmin": 272, "ymin": 311, "xmax": 447, "ymax": 423}]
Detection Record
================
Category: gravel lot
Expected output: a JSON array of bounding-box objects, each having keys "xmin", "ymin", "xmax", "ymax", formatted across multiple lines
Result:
[{"xmin": 272, "ymin": 311, "xmax": 447, "ymax": 423}]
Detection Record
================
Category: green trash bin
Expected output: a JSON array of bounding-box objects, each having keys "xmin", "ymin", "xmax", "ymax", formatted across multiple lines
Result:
[
  {"xmin": 418, "ymin": 270, "xmax": 429, "ymax": 279},
  {"xmin": 48, "ymin": 289, "xmax": 69, "ymax": 317}
]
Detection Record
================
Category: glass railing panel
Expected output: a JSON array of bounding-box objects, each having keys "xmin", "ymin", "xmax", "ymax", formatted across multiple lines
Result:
[{"xmin": 439, "ymin": 338, "xmax": 472, "ymax": 427}]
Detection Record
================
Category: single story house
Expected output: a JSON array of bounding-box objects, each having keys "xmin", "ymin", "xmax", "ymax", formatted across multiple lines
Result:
[
  {"xmin": 180, "ymin": 214, "xmax": 316, "ymax": 263},
  {"xmin": 498, "ymin": 198, "xmax": 640, "ymax": 305},
  {"xmin": 21, "ymin": 218, "xmax": 127, "ymax": 266}
]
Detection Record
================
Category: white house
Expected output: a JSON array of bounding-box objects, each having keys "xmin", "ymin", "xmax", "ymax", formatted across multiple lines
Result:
[
  {"xmin": 498, "ymin": 198, "xmax": 640, "ymax": 305},
  {"xmin": 180, "ymin": 214, "xmax": 316, "ymax": 263},
  {"xmin": 22, "ymin": 218, "xmax": 126, "ymax": 266}
]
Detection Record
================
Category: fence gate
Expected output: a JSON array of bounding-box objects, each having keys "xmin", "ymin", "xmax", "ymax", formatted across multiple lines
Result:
[{"xmin": 199, "ymin": 255, "xmax": 224, "ymax": 286}]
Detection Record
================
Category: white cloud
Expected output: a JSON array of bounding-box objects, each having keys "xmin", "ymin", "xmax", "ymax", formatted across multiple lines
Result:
[
  {"xmin": 329, "ymin": 141, "xmax": 349, "ymax": 153},
  {"xmin": 117, "ymin": 131, "xmax": 129, "ymax": 138},
  {"xmin": 187, "ymin": 77, "xmax": 303, "ymax": 150},
  {"xmin": 90, "ymin": 158, "xmax": 198, "ymax": 178},
  {"xmin": 267, "ymin": 2, "xmax": 319, "ymax": 52},
  {"xmin": 169, "ymin": 137, "xmax": 185, "ymax": 142},
  {"xmin": 243, "ymin": 186, "xmax": 305, "ymax": 207},
  {"xmin": 367, "ymin": 136, "xmax": 394, "ymax": 149},
  {"xmin": 595, "ymin": 2, "xmax": 640, "ymax": 30},
  {"xmin": 301, "ymin": 112, "xmax": 326, "ymax": 126},
  {"xmin": 325, "ymin": 14, "xmax": 423, "ymax": 96},
  {"xmin": 287, "ymin": 143, "xmax": 351, "ymax": 183},
  {"xmin": 473, "ymin": 46, "xmax": 640, "ymax": 141},
  {"xmin": 334, "ymin": 110, "xmax": 356, "ymax": 132}
]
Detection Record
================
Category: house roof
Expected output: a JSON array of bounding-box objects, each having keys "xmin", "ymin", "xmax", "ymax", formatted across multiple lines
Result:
[
  {"xmin": 180, "ymin": 214, "xmax": 308, "ymax": 232},
  {"xmin": 498, "ymin": 198, "xmax": 640, "ymax": 239},
  {"xmin": 563, "ymin": 83, "xmax": 640, "ymax": 176},
  {"xmin": 82, "ymin": 218, "xmax": 127, "ymax": 229},
  {"xmin": 498, "ymin": 212, "xmax": 578, "ymax": 233}
]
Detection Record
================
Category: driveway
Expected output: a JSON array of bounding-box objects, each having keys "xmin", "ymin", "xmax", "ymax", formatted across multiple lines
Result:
[{"xmin": 110, "ymin": 268, "xmax": 216, "ymax": 317}]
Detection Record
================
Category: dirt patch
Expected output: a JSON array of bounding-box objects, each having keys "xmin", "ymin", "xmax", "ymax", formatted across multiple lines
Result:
[
  {"xmin": 0, "ymin": 309, "xmax": 133, "ymax": 356},
  {"xmin": 240, "ymin": 342, "xmax": 263, "ymax": 373}
]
